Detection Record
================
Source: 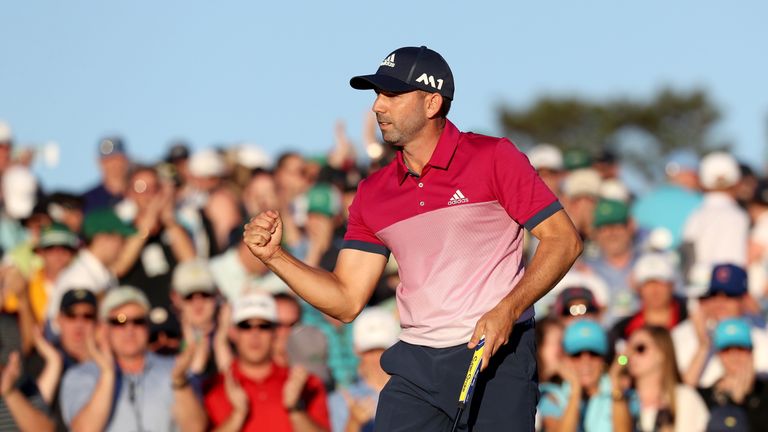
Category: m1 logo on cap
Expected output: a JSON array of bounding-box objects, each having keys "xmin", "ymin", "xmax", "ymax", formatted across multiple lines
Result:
[{"xmin": 416, "ymin": 73, "xmax": 444, "ymax": 90}]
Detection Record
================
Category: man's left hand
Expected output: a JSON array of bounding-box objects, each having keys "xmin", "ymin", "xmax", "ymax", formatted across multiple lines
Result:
[{"xmin": 468, "ymin": 299, "xmax": 518, "ymax": 372}]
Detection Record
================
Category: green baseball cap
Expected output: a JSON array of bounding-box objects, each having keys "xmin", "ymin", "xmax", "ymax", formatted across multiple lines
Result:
[
  {"xmin": 83, "ymin": 208, "xmax": 137, "ymax": 240},
  {"xmin": 307, "ymin": 184, "xmax": 341, "ymax": 217},
  {"xmin": 37, "ymin": 222, "xmax": 80, "ymax": 250},
  {"xmin": 563, "ymin": 148, "xmax": 592, "ymax": 171},
  {"xmin": 593, "ymin": 199, "xmax": 629, "ymax": 228}
]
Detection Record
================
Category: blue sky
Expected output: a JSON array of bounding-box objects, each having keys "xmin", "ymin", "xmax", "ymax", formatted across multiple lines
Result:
[{"xmin": 1, "ymin": 1, "xmax": 766, "ymax": 192}]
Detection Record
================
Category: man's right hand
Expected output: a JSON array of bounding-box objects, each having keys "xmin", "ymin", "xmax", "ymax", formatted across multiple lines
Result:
[
  {"xmin": 86, "ymin": 327, "xmax": 114, "ymax": 372},
  {"xmin": 243, "ymin": 210, "xmax": 284, "ymax": 262}
]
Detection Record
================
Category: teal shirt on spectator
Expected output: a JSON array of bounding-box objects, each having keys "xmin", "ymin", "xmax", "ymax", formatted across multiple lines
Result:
[
  {"xmin": 301, "ymin": 303, "xmax": 358, "ymax": 388},
  {"xmin": 539, "ymin": 375, "xmax": 638, "ymax": 432},
  {"xmin": 632, "ymin": 184, "xmax": 702, "ymax": 249}
]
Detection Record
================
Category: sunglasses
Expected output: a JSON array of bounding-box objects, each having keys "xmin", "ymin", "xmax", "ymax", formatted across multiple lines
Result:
[
  {"xmin": 183, "ymin": 291, "xmax": 215, "ymax": 301},
  {"xmin": 62, "ymin": 311, "xmax": 96, "ymax": 321},
  {"xmin": 107, "ymin": 316, "xmax": 149, "ymax": 327},
  {"xmin": 631, "ymin": 343, "xmax": 648, "ymax": 355},
  {"xmin": 568, "ymin": 351, "xmax": 603, "ymax": 359},
  {"xmin": 236, "ymin": 321, "xmax": 275, "ymax": 331}
]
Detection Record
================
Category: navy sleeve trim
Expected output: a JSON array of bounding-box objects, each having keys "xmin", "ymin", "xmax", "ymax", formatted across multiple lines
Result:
[
  {"xmin": 341, "ymin": 240, "xmax": 391, "ymax": 257},
  {"xmin": 523, "ymin": 201, "xmax": 563, "ymax": 231}
]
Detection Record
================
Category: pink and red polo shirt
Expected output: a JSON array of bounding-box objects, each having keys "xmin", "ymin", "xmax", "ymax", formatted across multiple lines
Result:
[{"xmin": 343, "ymin": 120, "xmax": 561, "ymax": 348}]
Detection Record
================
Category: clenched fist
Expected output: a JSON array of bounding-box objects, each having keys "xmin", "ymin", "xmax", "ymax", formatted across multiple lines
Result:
[{"xmin": 243, "ymin": 210, "xmax": 284, "ymax": 262}]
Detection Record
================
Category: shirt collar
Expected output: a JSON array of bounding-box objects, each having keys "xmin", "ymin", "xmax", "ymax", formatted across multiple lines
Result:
[{"xmin": 396, "ymin": 120, "xmax": 460, "ymax": 184}]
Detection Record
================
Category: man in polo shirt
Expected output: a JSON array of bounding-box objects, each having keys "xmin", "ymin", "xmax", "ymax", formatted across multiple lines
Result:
[
  {"xmin": 243, "ymin": 45, "xmax": 582, "ymax": 430},
  {"xmin": 59, "ymin": 286, "xmax": 206, "ymax": 431},
  {"xmin": 204, "ymin": 291, "xmax": 330, "ymax": 432}
]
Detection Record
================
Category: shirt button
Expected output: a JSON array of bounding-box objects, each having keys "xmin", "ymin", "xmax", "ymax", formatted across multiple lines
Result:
[
  {"xmin": 418, "ymin": 182, "xmax": 424, "ymax": 188},
  {"xmin": 419, "ymin": 201, "xmax": 425, "ymax": 206}
]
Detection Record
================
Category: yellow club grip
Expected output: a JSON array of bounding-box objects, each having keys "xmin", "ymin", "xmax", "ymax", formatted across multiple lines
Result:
[{"xmin": 458, "ymin": 337, "xmax": 485, "ymax": 404}]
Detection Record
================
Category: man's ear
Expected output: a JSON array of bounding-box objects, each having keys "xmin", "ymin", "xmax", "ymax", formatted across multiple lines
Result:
[{"xmin": 425, "ymin": 92, "xmax": 444, "ymax": 119}]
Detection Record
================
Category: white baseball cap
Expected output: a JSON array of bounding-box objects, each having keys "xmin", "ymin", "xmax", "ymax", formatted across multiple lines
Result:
[
  {"xmin": 353, "ymin": 307, "xmax": 400, "ymax": 352},
  {"xmin": 99, "ymin": 286, "xmax": 151, "ymax": 319},
  {"xmin": 0, "ymin": 121, "xmax": 12, "ymax": 143},
  {"xmin": 232, "ymin": 291, "xmax": 277, "ymax": 324},
  {"xmin": 633, "ymin": 253, "xmax": 675, "ymax": 285},
  {"xmin": 699, "ymin": 152, "xmax": 740, "ymax": 190},
  {"xmin": 171, "ymin": 259, "xmax": 216, "ymax": 296},
  {"xmin": 2, "ymin": 165, "xmax": 37, "ymax": 219},
  {"xmin": 599, "ymin": 179, "xmax": 630, "ymax": 203},
  {"xmin": 527, "ymin": 144, "xmax": 563, "ymax": 171},
  {"xmin": 189, "ymin": 148, "xmax": 227, "ymax": 178},
  {"xmin": 563, "ymin": 168, "xmax": 602, "ymax": 198},
  {"xmin": 237, "ymin": 144, "xmax": 273, "ymax": 170}
]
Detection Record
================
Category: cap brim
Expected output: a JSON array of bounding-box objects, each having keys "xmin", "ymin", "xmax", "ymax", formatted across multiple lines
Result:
[{"xmin": 350, "ymin": 74, "xmax": 417, "ymax": 93}]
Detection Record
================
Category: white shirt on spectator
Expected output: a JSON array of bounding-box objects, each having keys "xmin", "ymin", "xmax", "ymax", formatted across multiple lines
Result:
[
  {"xmin": 209, "ymin": 247, "xmax": 288, "ymax": 303},
  {"xmin": 637, "ymin": 384, "xmax": 709, "ymax": 432},
  {"xmin": 682, "ymin": 192, "xmax": 748, "ymax": 291},
  {"xmin": 748, "ymin": 211, "xmax": 768, "ymax": 298},
  {"xmin": 48, "ymin": 249, "xmax": 116, "ymax": 320},
  {"xmin": 672, "ymin": 319, "xmax": 768, "ymax": 387}
]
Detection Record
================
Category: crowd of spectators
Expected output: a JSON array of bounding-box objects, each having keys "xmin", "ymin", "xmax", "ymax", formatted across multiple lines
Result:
[{"xmin": 0, "ymin": 117, "xmax": 767, "ymax": 431}]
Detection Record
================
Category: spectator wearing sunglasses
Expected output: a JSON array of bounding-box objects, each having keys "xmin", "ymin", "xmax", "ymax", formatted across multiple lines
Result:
[
  {"xmin": 692, "ymin": 319, "xmax": 768, "ymax": 432},
  {"xmin": 59, "ymin": 286, "xmax": 206, "ymax": 432},
  {"xmin": 625, "ymin": 325, "xmax": 709, "ymax": 432},
  {"xmin": 205, "ymin": 291, "xmax": 330, "ymax": 432},
  {"xmin": 610, "ymin": 253, "xmax": 687, "ymax": 344},
  {"xmin": 673, "ymin": 264, "xmax": 768, "ymax": 388},
  {"xmin": 539, "ymin": 320, "xmax": 632, "ymax": 432},
  {"xmin": 169, "ymin": 260, "xmax": 220, "ymax": 378}
]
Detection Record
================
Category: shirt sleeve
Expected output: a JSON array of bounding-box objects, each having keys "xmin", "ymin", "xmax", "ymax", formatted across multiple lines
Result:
[
  {"xmin": 60, "ymin": 365, "xmax": 99, "ymax": 427},
  {"xmin": 491, "ymin": 138, "xmax": 561, "ymax": 230},
  {"xmin": 342, "ymin": 180, "xmax": 390, "ymax": 256}
]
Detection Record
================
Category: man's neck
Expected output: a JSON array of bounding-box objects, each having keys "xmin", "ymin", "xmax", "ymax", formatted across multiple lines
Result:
[
  {"xmin": 605, "ymin": 250, "xmax": 632, "ymax": 269},
  {"xmin": 117, "ymin": 354, "xmax": 146, "ymax": 374},
  {"xmin": 238, "ymin": 359, "xmax": 273, "ymax": 381},
  {"xmin": 103, "ymin": 177, "xmax": 125, "ymax": 196},
  {"xmin": 643, "ymin": 304, "xmax": 673, "ymax": 326},
  {"xmin": 400, "ymin": 119, "xmax": 446, "ymax": 176}
]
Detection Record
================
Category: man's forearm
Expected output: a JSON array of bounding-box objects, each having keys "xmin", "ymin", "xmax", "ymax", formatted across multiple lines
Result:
[
  {"xmin": 288, "ymin": 410, "xmax": 329, "ymax": 432},
  {"xmin": 264, "ymin": 248, "xmax": 380, "ymax": 323},
  {"xmin": 172, "ymin": 386, "xmax": 207, "ymax": 432},
  {"xmin": 503, "ymin": 232, "xmax": 582, "ymax": 317},
  {"xmin": 3, "ymin": 390, "xmax": 55, "ymax": 432},
  {"xmin": 212, "ymin": 409, "xmax": 248, "ymax": 432}
]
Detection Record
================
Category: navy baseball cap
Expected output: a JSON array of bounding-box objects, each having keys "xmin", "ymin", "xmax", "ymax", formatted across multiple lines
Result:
[
  {"xmin": 350, "ymin": 46, "xmax": 455, "ymax": 100},
  {"xmin": 98, "ymin": 136, "xmax": 126, "ymax": 158},
  {"xmin": 704, "ymin": 264, "xmax": 748, "ymax": 298}
]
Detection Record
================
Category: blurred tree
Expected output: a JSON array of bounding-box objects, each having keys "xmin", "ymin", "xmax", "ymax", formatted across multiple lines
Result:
[{"xmin": 497, "ymin": 88, "xmax": 728, "ymax": 180}]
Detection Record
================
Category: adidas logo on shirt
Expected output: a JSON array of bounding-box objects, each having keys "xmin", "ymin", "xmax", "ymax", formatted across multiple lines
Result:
[
  {"xmin": 447, "ymin": 189, "xmax": 469, "ymax": 206},
  {"xmin": 380, "ymin": 53, "xmax": 396, "ymax": 68}
]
